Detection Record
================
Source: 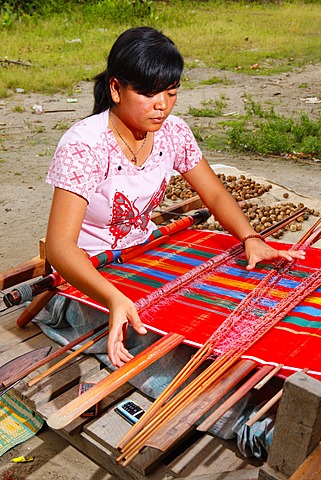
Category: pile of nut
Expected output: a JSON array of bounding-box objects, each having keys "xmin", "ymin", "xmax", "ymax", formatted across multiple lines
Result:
[
  {"xmin": 210, "ymin": 202, "xmax": 319, "ymax": 239},
  {"xmin": 163, "ymin": 174, "xmax": 319, "ymax": 239},
  {"xmin": 164, "ymin": 173, "xmax": 272, "ymax": 202}
]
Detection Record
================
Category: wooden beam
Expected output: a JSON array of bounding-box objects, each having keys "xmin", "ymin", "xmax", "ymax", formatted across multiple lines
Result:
[{"xmin": 0, "ymin": 257, "xmax": 46, "ymax": 290}]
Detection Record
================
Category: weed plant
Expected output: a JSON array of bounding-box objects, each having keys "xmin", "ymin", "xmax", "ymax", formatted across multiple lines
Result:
[{"xmin": 195, "ymin": 97, "xmax": 321, "ymax": 158}]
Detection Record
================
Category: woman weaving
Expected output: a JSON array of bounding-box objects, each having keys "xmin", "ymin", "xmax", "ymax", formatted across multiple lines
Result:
[{"xmin": 42, "ymin": 27, "xmax": 305, "ymax": 397}]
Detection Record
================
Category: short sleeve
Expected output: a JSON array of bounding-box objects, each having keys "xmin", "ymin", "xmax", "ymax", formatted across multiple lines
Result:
[
  {"xmin": 46, "ymin": 142, "xmax": 105, "ymax": 201},
  {"xmin": 171, "ymin": 118, "xmax": 203, "ymax": 174}
]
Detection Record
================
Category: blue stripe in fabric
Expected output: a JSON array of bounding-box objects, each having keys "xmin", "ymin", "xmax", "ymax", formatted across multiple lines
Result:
[
  {"xmin": 193, "ymin": 283, "xmax": 247, "ymax": 301},
  {"xmin": 281, "ymin": 316, "xmax": 321, "ymax": 327}
]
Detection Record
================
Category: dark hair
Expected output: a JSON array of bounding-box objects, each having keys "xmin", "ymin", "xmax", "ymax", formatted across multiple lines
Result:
[{"xmin": 92, "ymin": 27, "xmax": 184, "ymax": 115}]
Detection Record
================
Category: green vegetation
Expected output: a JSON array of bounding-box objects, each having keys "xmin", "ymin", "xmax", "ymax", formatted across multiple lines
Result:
[
  {"xmin": 1, "ymin": 1, "xmax": 321, "ymax": 97},
  {"xmin": 1, "ymin": 0, "xmax": 321, "ymax": 158},
  {"xmin": 192, "ymin": 97, "xmax": 321, "ymax": 158}
]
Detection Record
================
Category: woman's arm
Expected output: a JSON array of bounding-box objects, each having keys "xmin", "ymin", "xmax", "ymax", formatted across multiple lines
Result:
[
  {"xmin": 46, "ymin": 187, "xmax": 147, "ymax": 367},
  {"xmin": 183, "ymin": 158, "xmax": 306, "ymax": 269}
]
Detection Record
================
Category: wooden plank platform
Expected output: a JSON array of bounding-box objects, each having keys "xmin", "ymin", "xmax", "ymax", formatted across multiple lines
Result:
[{"xmin": 0, "ymin": 297, "xmax": 262, "ymax": 480}]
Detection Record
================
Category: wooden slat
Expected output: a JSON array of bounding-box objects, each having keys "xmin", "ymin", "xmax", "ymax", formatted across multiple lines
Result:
[
  {"xmin": 289, "ymin": 443, "xmax": 321, "ymax": 479},
  {"xmin": 38, "ymin": 369, "xmax": 135, "ymax": 435},
  {"xmin": 17, "ymin": 355, "xmax": 101, "ymax": 410},
  {"xmin": 145, "ymin": 360, "xmax": 256, "ymax": 453},
  {"xmin": 0, "ymin": 256, "xmax": 46, "ymax": 290},
  {"xmin": 151, "ymin": 195, "xmax": 203, "ymax": 224}
]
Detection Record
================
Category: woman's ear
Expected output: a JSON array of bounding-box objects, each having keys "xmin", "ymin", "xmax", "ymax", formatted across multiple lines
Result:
[{"xmin": 110, "ymin": 77, "xmax": 121, "ymax": 104}]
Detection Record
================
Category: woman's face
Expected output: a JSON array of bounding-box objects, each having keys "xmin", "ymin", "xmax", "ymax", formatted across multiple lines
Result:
[{"xmin": 110, "ymin": 79, "xmax": 179, "ymax": 134}]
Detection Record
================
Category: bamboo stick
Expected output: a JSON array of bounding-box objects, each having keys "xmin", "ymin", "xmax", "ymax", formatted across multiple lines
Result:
[
  {"xmin": 246, "ymin": 368, "xmax": 310, "ymax": 427},
  {"xmin": 28, "ymin": 329, "xmax": 109, "ymax": 387},
  {"xmin": 254, "ymin": 364, "xmax": 284, "ymax": 390},
  {"xmin": 2, "ymin": 321, "xmax": 109, "ymax": 388},
  {"xmin": 197, "ymin": 364, "xmax": 274, "ymax": 432},
  {"xmin": 246, "ymin": 389, "xmax": 283, "ymax": 427},
  {"xmin": 46, "ymin": 332, "xmax": 185, "ymax": 430}
]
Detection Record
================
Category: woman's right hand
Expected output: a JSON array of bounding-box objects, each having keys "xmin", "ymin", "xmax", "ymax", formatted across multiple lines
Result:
[{"xmin": 107, "ymin": 292, "xmax": 147, "ymax": 367}]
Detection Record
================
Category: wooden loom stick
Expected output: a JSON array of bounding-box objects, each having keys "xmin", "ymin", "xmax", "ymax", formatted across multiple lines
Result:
[
  {"xmin": 246, "ymin": 389, "xmax": 283, "ymax": 427},
  {"xmin": 116, "ymin": 337, "xmax": 214, "ymax": 449},
  {"xmin": 2, "ymin": 321, "xmax": 109, "ymax": 388},
  {"xmin": 46, "ymin": 332, "xmax": 185, "ymax": 430},
  {"xmin": 254, "ymin": 364, "xmax": 284, "ymax": 390},
  {"xmin": 197, "ymin": 364, "xmax": 274, "ymax": 432},
  {"xmin": 245, "ymin": 368, "xmax": 310, "ymax": 428},
  {"xmin": 296, "ymin": 218, "xmax": 321, "ymax": 247},
  {"xmin": 16, "ymin": 291, "xmax": 56, "ymax": 328},
  {"xmin": 27, "ymin": 328, "xmax": 109, "ymax": 387},
  {"xmin": 145, "ymin": 360, "xmax": 257, "ymax": 453}
]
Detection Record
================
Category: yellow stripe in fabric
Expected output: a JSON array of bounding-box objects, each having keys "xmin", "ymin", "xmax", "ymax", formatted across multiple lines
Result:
[
  {"xmin": 275, "ymin": 326, "xmax": 321, "ymax": 338},
  {"xmin": 207, "ymin": 275, "xmax": 256, "ymax": 292},
  {"xmin": 137, "ymin": 258, "xmax": 189, "ymax": 275}
]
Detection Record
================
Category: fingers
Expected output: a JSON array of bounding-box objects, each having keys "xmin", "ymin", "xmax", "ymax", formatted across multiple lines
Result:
[
  {"xmin": 107, "ymin": 303, "xmax": 147, "ymax": 367},
  {"xmin": 246, "ymin": 246, "xmax": 306, "ymax": 271},
  {"xmin": 130, "ymin": 312, "xmax": 148, "ymax": 335},
  {"xmin": 108, "ymin": 327, "xmax": 134, "ymax": 367}
]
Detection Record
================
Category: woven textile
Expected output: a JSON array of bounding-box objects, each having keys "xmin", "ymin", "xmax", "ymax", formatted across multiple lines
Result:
[
  {"xmin": 56, "ymin": 230, "xmax": 321, "ymax": 379},
  {"xmin": 0, "ymin": 393, "xmax": 44, "ymax": 456}
]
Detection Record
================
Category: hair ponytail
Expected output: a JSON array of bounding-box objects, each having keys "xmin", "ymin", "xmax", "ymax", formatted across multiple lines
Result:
[{"xmin": 92, "ymin": 70, "xmax": 114, "ymax": 115}]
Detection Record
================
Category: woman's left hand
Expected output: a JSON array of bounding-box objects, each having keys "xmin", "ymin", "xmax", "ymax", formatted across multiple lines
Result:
[{"xmin": 245, "ymin": 237, "xmax": 306, "ymax": 271}]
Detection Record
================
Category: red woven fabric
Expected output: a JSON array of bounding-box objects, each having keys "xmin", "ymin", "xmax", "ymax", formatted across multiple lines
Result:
[{"xmin": 55, "ymin": 230, "xmax": 321, "ymax": 378}]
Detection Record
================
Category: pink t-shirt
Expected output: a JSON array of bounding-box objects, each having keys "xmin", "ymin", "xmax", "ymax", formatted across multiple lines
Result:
[{"xmin": 46, "ymin": 110, "xmax": 202, "ymax": 255}]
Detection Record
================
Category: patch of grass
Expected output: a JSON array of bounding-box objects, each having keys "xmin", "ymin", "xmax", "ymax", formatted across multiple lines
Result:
[
  {"xmin": 199, "ymin": 97, "xmax": 321, "ymax": 157},
  {"xmin": 12, "ymin": 104, "xmax": 25, "ymax": 112},
  {"xmin": 189, "ymin": 106, "xmax": 220, "ymax": 117},
  {"xmin": 1, "ymin": 2, "xmax": 321, "ymax": 97},
  {"xmin": 200, "ymin": 76, "xmax": 234, "ymax": 86},
  {"xmin": 190, "ymin": 96, "xmax": 228, "ymax": 117},
  {"xmin": 52, "ymin": 120, "xmax": 72, "ymax": 131}
]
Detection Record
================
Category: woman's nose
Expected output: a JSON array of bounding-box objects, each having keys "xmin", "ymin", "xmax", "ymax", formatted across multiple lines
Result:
[{"xmin": 154, "ymin": 92, "xmax": 167, "ymax": 111}]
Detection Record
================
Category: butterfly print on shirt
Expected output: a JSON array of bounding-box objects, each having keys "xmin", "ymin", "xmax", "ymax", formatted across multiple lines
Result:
[{"xmin": 110, "ymin": 178, "xmax": 167, "ymax": 249}]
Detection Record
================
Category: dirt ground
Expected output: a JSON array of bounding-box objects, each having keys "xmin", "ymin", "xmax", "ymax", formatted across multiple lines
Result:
[{"xmin": 0, "ymin": 64, "xmax": 321, "ymax": 479}]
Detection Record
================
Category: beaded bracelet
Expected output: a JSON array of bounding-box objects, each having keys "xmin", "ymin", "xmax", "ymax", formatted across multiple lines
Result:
[{"xmin": 241, "ymin": 233, "xmax": 265, "ymax": 246}]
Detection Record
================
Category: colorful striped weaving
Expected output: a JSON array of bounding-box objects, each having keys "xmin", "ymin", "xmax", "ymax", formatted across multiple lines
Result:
[
  {"xmin": 0, "ymin": 393, "xmax": 44, "ymax": 456},
  {"xmin": 56, "ymin": 230, "xmax": 321, "ymax": 379}
]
